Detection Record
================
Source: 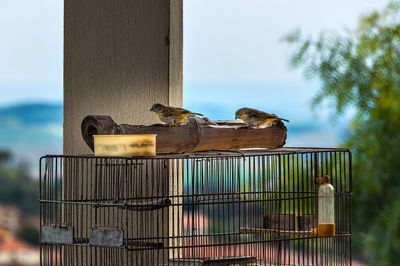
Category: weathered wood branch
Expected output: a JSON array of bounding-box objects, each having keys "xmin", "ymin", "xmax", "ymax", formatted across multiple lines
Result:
[{"xmin": 81, "ymin": 115, "xmax": 287, "ymax": 153}]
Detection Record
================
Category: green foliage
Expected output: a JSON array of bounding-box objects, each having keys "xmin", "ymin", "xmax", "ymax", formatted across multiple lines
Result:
[
  {"xmin": 285, "ymin": 1, "xmax": 400, "ymax": 264},
  {"xmin": 0, "ymin": 150, "xmax": 11, "ymax": 164},
  {"xmin": 17, "ymin": 227, "xmax": 40, "ymax": 246},
  {"xmin": 0, "ymin": 156, "xmax": 39, "ymax": 215}
]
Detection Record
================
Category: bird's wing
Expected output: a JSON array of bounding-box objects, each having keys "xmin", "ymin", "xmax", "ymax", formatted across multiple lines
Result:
[
  {"xmin": 161, "ymin": 107, "xmax": 190, "ymax": 117},
  {"xmin": 167, "ymin": 107, "xmax": 203, "ymax": 116},
  {"xmin": 245, "ymin": 109, "xmax": 288, "ymax": 122},
  {"xmin": 158, "ymin": 108, "xmax": 174, "ymax": 118},
  {"xmin": 246, "ymin": 109, "xmax": 273, "ymax": 119}
]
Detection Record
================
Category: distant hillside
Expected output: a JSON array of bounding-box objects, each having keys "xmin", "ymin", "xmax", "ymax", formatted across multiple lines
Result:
[
  {"xmin": 0, "ymin": 101, "xmax": 348, "ymax": 176},
  {"xmin": 0, "ymin": 103, "xmax": 63, "ymax": 175},
  {"xmin": 183, "ymin": 82, "xmax": 351, "ymax": 147}
]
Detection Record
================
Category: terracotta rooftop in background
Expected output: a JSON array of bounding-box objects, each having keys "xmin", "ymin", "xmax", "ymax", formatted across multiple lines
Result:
[{"xmin": 0, "ymin": 236, "xmax": 33, "ymax": 252}]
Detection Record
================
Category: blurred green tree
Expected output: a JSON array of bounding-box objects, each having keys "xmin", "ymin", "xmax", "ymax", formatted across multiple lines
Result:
[
  {"xmin": 0, "ymin": 150, "xmax": 11, "ymax": 164},
  {"xmin": 0, "ymin": 150, "xmax": 39, "ymax": 215},
  {"xmin": 285, "ymin": 1, "xmax": 400, "ymax": 265},
  {"xmin": 17, "ymin": 227, "xmax": 40, "ymax": 246}
]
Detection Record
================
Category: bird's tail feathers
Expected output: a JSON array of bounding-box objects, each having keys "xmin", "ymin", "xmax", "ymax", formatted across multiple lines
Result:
[
  {"xmin": 190, "ymin": 112, "xmax": 204, "ymax": 116},
  {"xmin": 279, "ymin": 118, "xmax": 289, "ymax": 122}
]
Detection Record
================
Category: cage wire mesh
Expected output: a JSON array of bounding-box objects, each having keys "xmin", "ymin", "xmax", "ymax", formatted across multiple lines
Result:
[{"xmin": 39, "ymin": 148, "xmax": 352, "ymax": 265}]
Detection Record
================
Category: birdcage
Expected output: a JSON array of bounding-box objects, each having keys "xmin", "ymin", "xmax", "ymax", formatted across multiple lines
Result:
[{"xmin": 39, "ymin": 148, "xmax": 352, "ymax": 265}]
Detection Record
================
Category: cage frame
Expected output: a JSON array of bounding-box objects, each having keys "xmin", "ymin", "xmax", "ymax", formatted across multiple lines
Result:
[{"xmin": 39, "ymin": 147, "xmax": 352, "ymax": 266}]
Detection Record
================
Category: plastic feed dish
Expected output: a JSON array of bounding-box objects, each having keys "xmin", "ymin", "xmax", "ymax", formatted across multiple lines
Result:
[{"xmin": 94, "ymin": 135, "xmax": 156, "ymax": 156}]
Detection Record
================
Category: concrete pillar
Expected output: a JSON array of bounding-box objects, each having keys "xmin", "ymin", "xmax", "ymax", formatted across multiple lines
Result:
[
  {"xmin": 64, "ymin": 0, "xmax": 183, "ymax": 155},
  {"xmin": 63, "ymin": 1, "xmax": 183, "ymax": 264}
]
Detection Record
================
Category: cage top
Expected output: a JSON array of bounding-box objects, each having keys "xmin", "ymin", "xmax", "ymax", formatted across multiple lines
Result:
[{"xmin": 43, "ymin": 147, "xmax": 350, "ymax": 160}]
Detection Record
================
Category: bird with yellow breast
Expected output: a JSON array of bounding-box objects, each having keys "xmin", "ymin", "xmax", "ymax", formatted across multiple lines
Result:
[
  {"xmin": 235, "ymin": 107, "xmax": 289, "ymax": 128},
  {"xmin": 150, "ymin": 103, "xmax": 203, "ymax": 126}
]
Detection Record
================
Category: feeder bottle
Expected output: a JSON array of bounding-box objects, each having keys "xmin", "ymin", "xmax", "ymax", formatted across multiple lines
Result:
[{"xmin": 316, "ymin": 175, "xmax": 335, "ymax": 236}]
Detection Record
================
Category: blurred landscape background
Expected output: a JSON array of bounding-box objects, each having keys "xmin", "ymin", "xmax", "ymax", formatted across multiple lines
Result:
[{"xmin": 1, "ymin": 0, "xmax": 398, "ymax": 265}]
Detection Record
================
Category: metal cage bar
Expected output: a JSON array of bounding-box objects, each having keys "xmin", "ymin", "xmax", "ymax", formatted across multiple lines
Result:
[{"xmin": 39, "ymin": 148, "xmax": 351, "ymax": 265}]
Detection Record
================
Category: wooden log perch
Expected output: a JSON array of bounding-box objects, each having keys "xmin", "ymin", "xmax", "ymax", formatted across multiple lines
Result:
[{"xmin": 81, "ymin": 115, "xmax": 287, "ymax": 153}]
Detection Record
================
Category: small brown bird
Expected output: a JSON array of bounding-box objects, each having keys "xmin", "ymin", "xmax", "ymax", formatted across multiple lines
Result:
[
  {"xmin": 150, "ymin": 103, "xmax": 203, "ymax": 125},
  {"xmin": 235, "ymin": 107, "xmax": 289, "ymax": 127}
]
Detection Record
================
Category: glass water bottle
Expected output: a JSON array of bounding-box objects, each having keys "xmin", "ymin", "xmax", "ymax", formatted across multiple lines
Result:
[{"xmin": 316, "ymin": 175, "xmax": 335, "ymax": 236}]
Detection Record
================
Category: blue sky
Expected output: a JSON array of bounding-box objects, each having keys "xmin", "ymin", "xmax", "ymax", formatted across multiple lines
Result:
[
  {"xmin": 183, "ymin": 0, "xmax": 385, "ymax": 108},
  {"xmin": 184, "ymin": 0, "xmax": 386, "ymax": 84},
  {"xmin": 0, "ymin": 0, "xmax": 63, "ymax": 104},
  {"xmin": 0, "ymin": 0, "xmax": 388, "ymax": 146}
]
